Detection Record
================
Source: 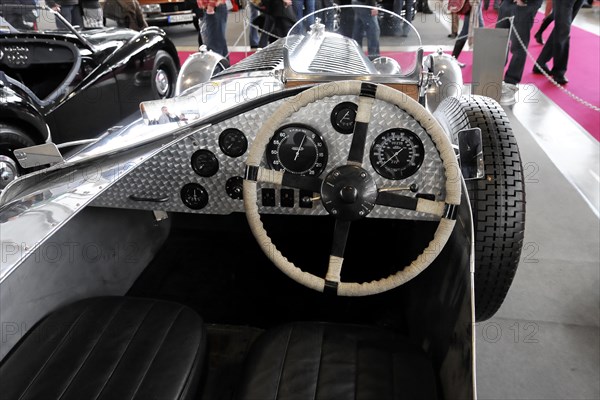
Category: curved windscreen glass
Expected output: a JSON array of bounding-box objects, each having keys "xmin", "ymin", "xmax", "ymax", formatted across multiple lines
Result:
[
  {"xmin": 0, "ymin": 4, "xmax": 72, "ymax": 34},
  {"xmin": 285, "ymin": 5, "xmax": 421, "ymax": 77}
]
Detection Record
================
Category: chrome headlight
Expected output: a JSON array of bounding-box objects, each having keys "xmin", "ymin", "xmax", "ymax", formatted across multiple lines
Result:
[{"xmin": 142, "ymin": 4, "xmax": 161, "ymax": 13}]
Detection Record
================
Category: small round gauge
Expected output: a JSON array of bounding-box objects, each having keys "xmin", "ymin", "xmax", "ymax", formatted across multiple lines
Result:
[
  {"xmin": 225, "ymin": 176, "xmax": 243, "ymax": 200},
  {"xmin": 180, "ymin": 183, "xmax": 209, "ymax": 210},
  {"xmin": 219, "ymin": 129, "xmax": 248, "ymax": 158},
  {"xmin": 370, "ymin": 129, "xmax": 425, "ymax": 180},
  {"xmin": 191, "ymin": 149, "xmax": 219, "ymax": 177},
  {"xmin": 331, "ymin": 102, "xmax": 358, "ymax": 134},
  {"xmin": 266, "ymin": 124, "xmax": 328, "ymax": 176}
]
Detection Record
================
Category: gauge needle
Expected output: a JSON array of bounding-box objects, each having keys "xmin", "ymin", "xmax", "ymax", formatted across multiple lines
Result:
[
  {"xmin": 341, "ymin": 111, "xmax": 351, "ymax": 122},
  {"xmin": 294, "ymin": 134, "xmax": 306, "ymax": 161},
  {"xmin": 380, "ymin": 148, "xmax": 404, "ymax": 167}
]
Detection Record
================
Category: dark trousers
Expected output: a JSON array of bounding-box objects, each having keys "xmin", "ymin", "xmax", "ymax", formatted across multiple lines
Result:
[
  {"xmin": 496, "ymin": 0, "xmax": 543, "ymax": 84},
  {"xmin": 201, "ymin": 4, "xmax": 228, "ymax": 58},
  {"xmin": 536, "ymin": 0, "xmax": 585, "ymax": 77}
]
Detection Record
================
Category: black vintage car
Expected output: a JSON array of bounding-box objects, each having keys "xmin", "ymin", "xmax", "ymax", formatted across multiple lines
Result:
[{"xmin": 0, "ymin": 3, "xmax": 179, "ymax": 189}]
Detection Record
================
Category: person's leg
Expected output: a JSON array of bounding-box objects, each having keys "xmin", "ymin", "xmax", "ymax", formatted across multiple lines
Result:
[
  {"xmin": 292, "ymin": 0, "xmax": 304, "ymax": 24},
  {"xmin": 452, "ymin": 11, "xmax": 470, "ymax": 58},
  {"xmin": 305, "ymin": 0, "xmax": 315, "ymax": 27},
  {"xmin": 351, "ymin": 0, "xmax": 366, "ymax": 44},
  {"xmin": 551, "ymin": 0, "xmax": 584, "ymax": 78},
  {"xmin": 365, "ymin": 13, "xmax": 380, "ymax": 58},
  {"xmin": 352, "ymin": 8, "xmax": 366, "ymax": 46},
  {"xmin": 59, "ymin": 5, "xmax": 73, "ymax": 23},
  {"xmin": 503, "ymin": 0, "xmax": 542, "ymax": 84},
  {"xmin": 260, "ymin": 15, "xmax": 273, "ymax": 46},
  {"xmin": 450, "ymin": 12, "xmax": 459, "ymax": 37},
  {"xmin": 495, "ymin": 0, "xmax": 514, "ymax": 30},
  {"xmin": 402, "ymin": 0, "xmax": 415, "ymax": 35},
  {"xmin": 71, "ymin": 5, "xmax": 83, "ymax": 27},
  {"xmin": 249, "ymin": 5, "xmax": 259, "ymax": 47},
  {"xmin": 534, "ymin": 11, "xmax": 553, "ymax": 44}
]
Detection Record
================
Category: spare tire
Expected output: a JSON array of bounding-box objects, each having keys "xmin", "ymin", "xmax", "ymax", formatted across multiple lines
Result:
[{"xmin": 434, "ymin": 95, "xmax": 526, "ymax": 322}]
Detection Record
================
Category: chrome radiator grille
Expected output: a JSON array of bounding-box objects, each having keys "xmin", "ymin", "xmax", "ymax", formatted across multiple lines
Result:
[
  {"xmin": 308, "ymin": 36, "xmax": 374, "ymax": 74},
  {"xmin": 215, "ymin": 37, "xmax": 301, "ymax": 76}
]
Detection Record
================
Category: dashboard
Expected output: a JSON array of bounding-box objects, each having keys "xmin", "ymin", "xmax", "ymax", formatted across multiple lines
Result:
[
  {"xmin": 0, "ymin": 39, "xmax": 76, "ymax": 68},
  {"xmin": 92, "ymin": 95, "xmax": 447, "ymax": 221}
]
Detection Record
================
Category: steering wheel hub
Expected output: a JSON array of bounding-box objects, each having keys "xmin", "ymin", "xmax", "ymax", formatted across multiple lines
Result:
[{"xmin": 321, "ymin": 165, "xmax": 377, "ymax": 221}]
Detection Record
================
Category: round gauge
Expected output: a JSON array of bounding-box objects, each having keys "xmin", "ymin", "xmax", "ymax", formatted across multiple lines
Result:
[
  {"xmin": 370, "ymin": 129, "xmax": 425, "ymax": 180},
  {"xmin": 219, "ymin": 129, "xmax": 248, "ymax": 158},
  {"xmin": 191, "ymin": 149, "xmax": 219, "ymax": 177},
  {"xmin": 266, "ymin": 124, "xmax": 328, "ymax": 176},
  {"xmin": 225, "ymin": 176, "xmax": 243, "ymax": 200},
  {"xmin": 180, "ymin": 183, "xmax": 209, "ymax": 210},
  {"xmin": 331, "ymin": 102, "xmax": 358, "ymax": 134}
]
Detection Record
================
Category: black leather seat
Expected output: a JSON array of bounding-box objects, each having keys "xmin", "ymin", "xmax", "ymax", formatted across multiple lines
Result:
[
  {"xmin": 0, "ymin": 297, "xmax": 205, "ymax": 400},
  {"xmin": 236, "ymin": 322, "xmax": 437, "ymax": 400}
]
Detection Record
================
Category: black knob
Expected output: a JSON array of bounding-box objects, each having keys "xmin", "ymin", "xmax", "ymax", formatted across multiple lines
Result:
[{"xmin": 340, "ymin": 186, "xmax": 358, "ymax": 204}]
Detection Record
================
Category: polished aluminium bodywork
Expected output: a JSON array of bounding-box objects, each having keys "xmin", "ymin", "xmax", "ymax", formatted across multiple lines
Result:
[
  {"xmin": 175, "ymin": 46, "xmax": 228, "ymax": 96},
  {"xmin": 0, "ymin": 9, "xmax": 478, "ymax": 398},
  {"xmin": 423, "ymin": 48, "xmax": 464, "ymax": 113}
]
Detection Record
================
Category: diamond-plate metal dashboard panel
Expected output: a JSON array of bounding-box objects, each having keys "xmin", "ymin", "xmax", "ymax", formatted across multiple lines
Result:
[{"xmin": 92, "ymin": 95, "xmax": 447, "ymax": 221}]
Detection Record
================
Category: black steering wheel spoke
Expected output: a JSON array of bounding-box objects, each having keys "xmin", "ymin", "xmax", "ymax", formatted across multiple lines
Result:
[
  {"xmin": 325, "ymin": 219, "xmax": 352, "ymax": 290},
  {"xmin": 346, "ymin": 82, "xmax": 378, "ymax": 166},
  {"xmin": 246, "ymin": 165, "xmax": 322, "ymax": 192},
  {"xmin": 376, "ymin": 191, "xmax": 446, "ymax": 217},
  {"xmin": 375, "ymin": 191, "xmax": 418, "ymax": 210}
]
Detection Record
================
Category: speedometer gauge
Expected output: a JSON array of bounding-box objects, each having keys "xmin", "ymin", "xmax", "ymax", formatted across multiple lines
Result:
[
  {"xmin": 370, "ymin": 129, "xmax": 425, "ymax": 180},
  {"xmin": 266, "ymin": 124, "xmax": 328, "ymax": 176}
]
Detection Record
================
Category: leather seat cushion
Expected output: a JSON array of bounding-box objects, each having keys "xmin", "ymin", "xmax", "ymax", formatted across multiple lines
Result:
[
  {"xmin": 0, "ymin": 297, "xmax": 205, "ymax": 400},
  {"xmin": 236, "ymin": 322, "xmax": 437, "ymax": 400}
]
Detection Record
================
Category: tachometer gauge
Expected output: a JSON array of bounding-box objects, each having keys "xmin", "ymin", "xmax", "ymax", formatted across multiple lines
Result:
[
  {"xmin": 266, "ymin": 124, "xmax": 328, "ymax": 176},
  {"xmin": 370, "ymin": 129, "xmax": 425, "ymax": 180}
]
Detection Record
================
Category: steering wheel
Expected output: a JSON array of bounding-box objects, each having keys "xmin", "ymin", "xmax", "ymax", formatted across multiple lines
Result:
[{"xmin": 243, "ymin": 81, "xmax": 461, "ymax": 296}]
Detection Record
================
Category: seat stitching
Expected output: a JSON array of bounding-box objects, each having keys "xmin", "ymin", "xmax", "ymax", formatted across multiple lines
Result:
[
  {"xmin": 129, "ymin": 306, "xmax": 184, "ymax": 400},
  {"xmin": 57, "ymin": 301, "xmax": 126, "ymax": 400},
  {"xmin": 17, "ymin": 298, "xmax": 101, "ymax": 400},
  {"xmin": 273, "ymin": 325, "xmax": 294, "ymax": 400},
  {"xmin": 311, "ymin": 328, "xmax": 324, "ymax": 400},
  {"xmin": 93, "ymin": 300, "xmax": 157, "ymax": 400}
]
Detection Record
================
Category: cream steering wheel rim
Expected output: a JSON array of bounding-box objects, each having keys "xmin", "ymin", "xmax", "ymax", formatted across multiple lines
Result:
[{"xmin": 243, "ymin": 81, "xmax": 461, "ymax": 296}]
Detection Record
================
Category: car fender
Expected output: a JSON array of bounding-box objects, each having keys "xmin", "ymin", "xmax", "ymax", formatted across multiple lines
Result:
[{"xmin": 0, "ymin": 83, "xmax": 50, "ymax": 144}]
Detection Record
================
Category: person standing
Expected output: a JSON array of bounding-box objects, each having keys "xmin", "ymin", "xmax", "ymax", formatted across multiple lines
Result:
[
  {"xmin": 48, "ymin": 0, "xmax": 83, "ymax": 26},
  {"xmin": 533, "ymin": 0, "xmax": 584, "ymax": 84},
  {"xmin": 495, "ymin": 0, "xmax": 544, "ymax": 102},
  {"xmin": 451, "ymin": 0, "xmax": 484, "ymax": 65},
  {"xmin": 248, "ymin": 3, "xmax": 259, "ymax": 48},
  {"xmin": 292, "ymin": 0, "xmax": 315, "ymax": 30},
  {"xmin": 394, "ymin": 0, "xmax": 415, "ymax": 36},
  {"xmin": 197, "ymin": 0, "xmax": 229, "ymax": 58},
  {"xmin": 351, "ymin": 0, "xmax": 380, "ymax": 59}
]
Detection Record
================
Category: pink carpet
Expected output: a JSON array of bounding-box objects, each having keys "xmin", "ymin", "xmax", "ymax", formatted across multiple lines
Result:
[
  {"xmin": 179, "ymin": 12, "xmax": 600, "ymax": 140},
  {"xmin": 455, "ymin": 8, "xmax": 600, "ymax": 139}
]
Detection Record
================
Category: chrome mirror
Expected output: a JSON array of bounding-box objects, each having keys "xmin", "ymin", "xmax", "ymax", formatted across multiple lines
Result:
[{"xmin": 457, "ymin": 128, "xmax": 483, "ymax": 180}]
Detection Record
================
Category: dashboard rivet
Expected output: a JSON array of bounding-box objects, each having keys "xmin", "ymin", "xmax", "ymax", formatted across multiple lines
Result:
[{"xmin": 331, "ymin": 209, "xmax": 338, "ymax": 215}]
